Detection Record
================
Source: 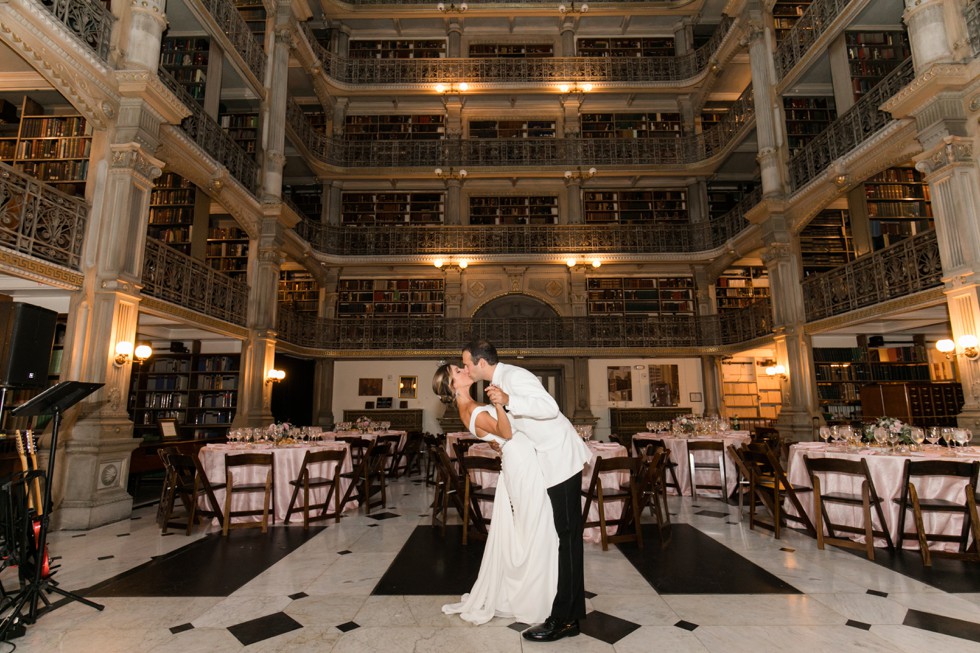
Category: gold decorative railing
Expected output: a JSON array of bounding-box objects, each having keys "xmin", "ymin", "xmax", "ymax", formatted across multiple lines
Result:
[
  {"xmin": 142, "ymin": 238, "xmax": 249, "ymax": 327},
  {"xmin": 788, "ymin": 58, "xmax": 914, "ymax": 191},
  {"xmin": 199, "ymin": 0, "xmax": 266, "ymax": 81},
  {"xmin": 277, "ymin": 298, "xmax": 773, "ymax": 350},
  {"xmin": 158, "ymin": 68, "xmax": 260, "ymax": 195},
  {"xmin": 302, "ymin": 17, "xmax": 733, "ymax": 85},
  {"xmin": 0, "ymin": 162, "xmax": 89, "ymax": 270},
  {"xmin": 802, "ymin": 230, "xmax": 942, "ymax": 322},
  {"xmin": 773, "ymin": 0, "xmax": 852, "ymax": 80},
  {"xmin": 39, "ymin": 0, "xmax": 115, "ymax": 62}
]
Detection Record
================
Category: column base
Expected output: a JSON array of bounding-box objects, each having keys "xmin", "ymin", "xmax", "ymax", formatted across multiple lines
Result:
[
  {"xmin": 955, "ymin": 407, "xmax": 980, "ymax": 430},
  {"xmin": 775, "ymin": 408, "xmax": 819, "ymax": 444}
]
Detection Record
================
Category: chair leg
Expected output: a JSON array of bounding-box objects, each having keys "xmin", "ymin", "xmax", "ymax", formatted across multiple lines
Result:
[
  {"xmin": 596, "ymin": 486, "xmax": 608, "ymax": 551},
  {"xmin": 909, "ymin": 483, "xmax": 931, "ymax": 566},
  {"xmin": 813, "ymin": 476, "xmax": 825, "ymax": 551},
  {"xmin": 222, "ymin": 477, "xmax": 233, "ymax": 537},
  {"xmin": 861, "ymin": 482, "xmax": 874, "ymax": 561}
]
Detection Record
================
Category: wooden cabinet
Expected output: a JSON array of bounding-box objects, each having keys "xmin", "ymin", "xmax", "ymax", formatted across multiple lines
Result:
[
  {"xmin": 608, "ymin": 407, "xmax": 692, "ymax": 439},
  {"xmin": 800, "ymin": 208, "xmax": 854, "ymax": 276},
  {"xmin": 342, "ymin": 409, "xmax": 424, "ymax": 433},
  {"xmin": 722, "ymin": 359, "xmax": 777, "ymax": 421},
  {"xmin": 583, "ymin": 189, "xmax": 688, "ymax": 224},
  {"xmin": 580, "ymin": 112, "xmax": 683, "ymax": 138},
  {"xmin": 715, "ymin": 265, "xmax": 769, "ymax": 311},
  {"xmin": 337, "ymin": 279, "xmax": 445, "ymax": 317},
  {"xmin": 469, "ymin": 195, "xmax": 559, "ymax": 225},
  {"xmin": 860, "ymin": 383, "xmax": 963, "ymax": 427},
  {"xmin": 345, "ymin": 114, "xmax": 445, "ymax": 141},
  {"xmin": 128, "ymin": 342, "xmax": 240, "ymax": 440},
  {"xmin": 846, "ymin": 30, "xmax": 911, "ymax": 100},
  {"xmin": 160, "ymin": 37, "xmax": 210, "ymax": 102},
  {"xmin": 349, "ymin": 39, "xmax": 446, "ymax": 58},
  {"xmin": 576, "ymin": 38, "xmax": 674, "ymax": 57},
  {"xmin": 587, "ymin": 277, "xmax": 695, "ymax": 315},
  {"xmin": 468, "ymin": 43, "xmax": 554, "ymax": 57},
  {"xmin": 206, "ymin": 216, "xmax": 249, "ymax": 277},
  {"xmin": 469, "ymin": 119, "xmax": 556, "ymax": 139},
  {"xmin": 863, "ymin": 166, "xmax": 933, "ymax": 251},
  {"xmin": 341, "ymin": 192, "xmax": 444, "ymax": 225},
  {"xmin": 148, "ymin": 172, "xmax": 197, "ymax": 254},
  {"xmin": 278, "ymin": 270, "xmax": 319, "ymax": 314},
  {"xmin": 784, "ymin": 96, "xmax": 836, "ymax": 155},
  {"xmin": 0, "ymin": 97, "xmax": 92, "ymax": 197}
]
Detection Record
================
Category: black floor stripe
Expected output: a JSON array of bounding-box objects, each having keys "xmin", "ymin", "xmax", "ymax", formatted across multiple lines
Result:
[
  {"xmin": 904, "ymin": 608, "xmax": 980, "ymax": 643},
  {"xmin": 844, "ymin": 547, "xmax": 980, "ymax": 593},
  {"xmin": 228, "ymin": 611, "xmax": 302, "ymax": 646},
  {"xmin": 617, "ymin": 524, "xmax": 801, "ymax": 594},
  {"xmin": 373, "ymin": 525, "xmax": 484, "ymax": 595},
  {"xmin": 80, "ymin": 527, "xmax": 323, "ymax": 597}
]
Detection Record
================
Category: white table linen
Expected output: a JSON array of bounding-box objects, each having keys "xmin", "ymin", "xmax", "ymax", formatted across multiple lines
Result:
[
  {"xmin": 632, "ymin": 431, "xmax": 751, "ymax": 498},
  {"xmin": 785, "ymin": 443, "xmax": 980, "ymax": 551}
]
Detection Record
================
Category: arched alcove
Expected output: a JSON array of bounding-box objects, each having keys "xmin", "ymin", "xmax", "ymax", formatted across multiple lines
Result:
[{"xmin": 472, "ymin": 294, "xmax": 560, "ymax": 320}]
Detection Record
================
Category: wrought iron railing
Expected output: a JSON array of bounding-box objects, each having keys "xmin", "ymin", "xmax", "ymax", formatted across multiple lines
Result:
[
  {"xmin": 0, "ymin": 162, "xmax": 89, "ymax": 271},
  {"xmin": 774, "ymin": 0, "xmax": 851, "ymax": 80},
  {"xmin": 39, "ymin": 0, "xmax": 115, "ymax": 62},
  {"xmin": 199, "ymin": 0, "xmax": 266, "ymax": 82},
  {"xmin": 141, "ymin": 238, "xmax": 249, "ymax": 327},
  {"xmin": 802, "ymin": 230, "xmax": 942, "ymax": 322},
  {"xmin": 286, "ymin": 96, "xmax": 330, "ymax": 160},
  {"xmin": 158, "ymin": 69, "xmax": 260, "ymax": 195},
  {"xmin": 277, "ymin": 297, "xmax": 773, "ymax": 351},
  {"xmin": 967, "ymin": 0, "xmax": 980, "ymax": 56},
  {"xmin": 335, "ymin": 0, "xmax": 686, "ymax": 4},
  {"xmin": 302, "ymin": 17, "xmax": 733, "ymax": 85},
  {"xmin": 788, "ymin": 58, "xmax": 914, "ymax": 191}
]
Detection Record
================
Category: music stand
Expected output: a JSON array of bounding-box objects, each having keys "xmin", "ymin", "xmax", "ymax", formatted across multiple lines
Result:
[{"xmin": 1, "ymin": 382, "xmax": 104, "ymax": 638}]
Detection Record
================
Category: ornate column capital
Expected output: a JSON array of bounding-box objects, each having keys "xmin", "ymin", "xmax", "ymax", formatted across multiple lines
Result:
[
  {"xmin": 915, "ymin": 137, "xmax": 974, "ymax": 176},
  {"xmin": 760, "ymin": 241, "xmax": 793, "ymax": 266},
  {"xmin": 110, "ymin": 143, "xmax": 163, "ymax": 181}
]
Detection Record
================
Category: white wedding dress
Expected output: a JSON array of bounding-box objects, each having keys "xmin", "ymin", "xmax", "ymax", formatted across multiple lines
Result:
[{"xmin": 441, "ymin": 405, "xmax": 558, "ymax": 625}]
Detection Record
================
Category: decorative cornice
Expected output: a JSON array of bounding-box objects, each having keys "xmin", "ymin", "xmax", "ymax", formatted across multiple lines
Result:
[
  {"xmin": 881, "ymin": 63, "xmax": 974, "ymax": 118},
  {"xmin": 0, "ymin": 249, "xmax": 84, "ymax": 288},
  {"xmin": 914, "ymin": 136, "xmax": 975, "ymax": 175},
  {"xmin": 139, "ymin": 296, "xmax": 250, "ymax": 339},
  {"xmin": 760, "ymin": 241, "xmax": 792, "ymax": 265},
  {"xmin": 115, "ymin": 69, "xmax": 191, "ymax": 124},
  {"xmin": 110, "ymin": 143, "xmax": 164, "ymax": 182},
  {"xmin": 805, "ymin": 286, "xmax": 946, "ymax": 334}
]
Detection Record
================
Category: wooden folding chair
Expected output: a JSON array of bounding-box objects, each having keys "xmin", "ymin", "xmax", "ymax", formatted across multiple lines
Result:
[
  {"xmin": 804, "ymin": 455, "xmax": 894, "ymax": 560},
  {"xmin": 283, "ymin": 449, "xmax": 347, "ymax": 528},
  {"xmin": 637, "ymin": 445, "xmax": 671, "ymax": 546},
  {"xmin": 893, "ymin": 459, "xmax": 980, "ymax": 566},
  {"xmin": 740, "ymin": 443, "xmax": 815, "ymax": 539},
  {"xmin": 687, "ymin": 440, "xmax": 728, "ymax": 500},
  {"xmin": 159, "ymin": 452, "xmax": 201, "ymax": 535},
  {"xmin": 460, "ymin": 453, "xmax": 500, "ymax": 545},
  {"xmin": 155, "ymin": 446, "xmax": 179, "ymax": 528},
  {"xmin": 634, "ymin": 437, "xmax": 680, "ymax": 494},
  {"xmin": 222, "ymin": 452, "xmax": 274, "ymax": 536},
  {"xmin": 191, "ymin": 453, "xmax": 225, "ymax": 525},
  {"xmin": 392, "ymin": 431, "xmax": 424, "ymax": 477},
  {"xmin": 581, "ymin": 456, "xmax": 644, "ymax": 551},
  {"xmin": 431, "ymin": 445, "xmax": 469, "ymax": 535}
]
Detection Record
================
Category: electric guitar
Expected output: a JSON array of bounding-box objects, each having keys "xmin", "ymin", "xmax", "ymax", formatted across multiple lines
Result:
[{"xmin": 14, "ymin": 429, "xmax": 50, "ymax": 580}]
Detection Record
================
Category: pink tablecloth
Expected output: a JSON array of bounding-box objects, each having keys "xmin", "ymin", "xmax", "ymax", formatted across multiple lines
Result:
[
  {"xmin": 632, "ymin": 431, "xmax": 751, "ymax": 498},
  {"xmin": 467, "ymin": 440, "xmax": 629, "ymax": 544},
  {"xmin": 199, "ymin": 442, "xmax": 354, "ymax": 524},
  {"xmin": 785, "ymin": 443, "xmax": 980, "ymax": 551}
]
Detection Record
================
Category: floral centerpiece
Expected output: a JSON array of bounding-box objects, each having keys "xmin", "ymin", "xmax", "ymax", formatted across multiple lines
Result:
[
  {"xmin": 672, "ymin": 414, "xmax": 697, "ymax": 434},
  {"xmin": 267, "ymin": 421, "xmax": 294, "ymax": 444},
  {"xmin": 874, "ymin": 417, "xmax": 912, "ymax": 444},
  {"xmin": 355, "ymin": 416, "xmax": 372, "ymax": 433}
]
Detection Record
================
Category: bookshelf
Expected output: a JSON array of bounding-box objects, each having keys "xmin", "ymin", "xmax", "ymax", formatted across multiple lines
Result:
[
  {"xmin": 721, "ymin": 359, "xmax": 763, "ymax": 420},
  {"xmin": 345, "ymin": 114, "xmax": 445, "ymax": 141},
  {"xmin": 469, "ymin": 195, "xmax": 559, "ymax": 225},
  {"xmin": 715, "ymin": 265, "xmax": 770, "ymax": 311},
  {"xmin": 576, "ymin": 37, "xmax": 674, "ymax": 57},
  {"xmin": 707, "ymin": 181, "xmax": 757, "ymax": 220},
  {"xmin": 341, "ymin": 192, "xmax": 445, "ymax": 225},
  {"xmin": 278, "ymin": 270, "xmax": 319, "ymax": 314},
  {"xmin": 206, "ymin": 216, "xmax": 249, "ymax": 277},
  {"xmin": 863, "ymin": 167, "xmax": 933, "ymax": 251},
  {"xmin": 580, "ymin": 113, "xmax": 683, "ymax": 138},
  {"xmin": 348, "ymin": 39, "xmax": 446, "ymax": 58},
  {"xmin": 336, "ymin": 279, "xmax": 445, "ymax": 317},
  {"xmin": 783, "ymin": 96, "xmax": 836, "ymax": 155},
  {"xmin": 219, "ymin": 112, "xmax": 259, "ymax": 156},
  {"xmin": 583, "ymin": 189, "xmax": 688, "ymax": 224},
  {"xmin": 160, "ymin": 37, "xmax": 210, "ymax": 102},
  {"xmin": 284, "ymin": 184, "xmax": 323, "ymax": 221},
  {"xmin": 772, "ymin": 1, "xmax": 812, "ymax": 41},
  {"xmin": 233, "ymin": 0, "xmax": 266, "ymax": 39},
  {"xmin": 800, "ymin": 208, "xmax": 854, "ymax": 275},
  {"xmin": 189, "ymin": 353, "xmax": 240, "ymax": 439},
  {"xmin": 846, "ymin": 30, "xmax": 911, "ymax": 100},
  {"xmin": 469, "ymin": 43, "xmax": 554, "ymax": 57},
  {"xmin": 148, "ymin": 172, "xmax": 197, "ymax": 254},
  {"xmin": 586, "ymin": 277, "xmax": 695, "ymax": 315},
  {"xmin": 469, "ymin": 119, "xmax": 556, "ymax": 139},
  {"xmin": 129, "ymin": 347, "xmax": 194, "ymax": 440},
  {"xmin": 3, "ymin": 97, "xmax": 92, "ymax": 197}
]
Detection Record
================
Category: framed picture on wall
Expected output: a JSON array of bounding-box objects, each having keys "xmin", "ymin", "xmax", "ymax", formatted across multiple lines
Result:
[
  {"xmin": 158, "ymin": 418, "xmax": 178, "ymax": 439},
  {"xmin": 398, "ymin": 376, "xmax": 418, "ymax": 399},
  {"xmin": 376, "ymin": 397, "xmax": 393, "ymax": 409},
  {"xmin": 689, "ymin": 392, "xmax": 703, "ymax": 403},
  {"xmin": 607, "ymin": 366, "xmax": 633, "ymax": 402},
  {"xmin": 359, "ymin": 378, "xmax": 383, "ymax": 396}
]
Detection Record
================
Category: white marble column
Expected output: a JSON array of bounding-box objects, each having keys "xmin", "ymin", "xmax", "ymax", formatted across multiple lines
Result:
[{"xmin": 260, "ymin": 5, "xmax": 293, "ymax": 202}]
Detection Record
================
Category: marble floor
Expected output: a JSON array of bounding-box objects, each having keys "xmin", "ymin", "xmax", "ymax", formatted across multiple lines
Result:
[{"xmin": 2, "ymin": 474, "xmax": 979, "ymax": 653}]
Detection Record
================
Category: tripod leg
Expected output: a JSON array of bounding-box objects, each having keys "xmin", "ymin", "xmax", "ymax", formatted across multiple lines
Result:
[{"xmin": 43, "ymin": 584, "xmax": 104, "ymax": 611}]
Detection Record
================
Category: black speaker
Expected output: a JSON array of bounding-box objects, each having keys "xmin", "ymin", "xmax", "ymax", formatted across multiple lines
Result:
[{"xmin": 0, "ymin": 302, "xmax": 58, "ymax": 388}]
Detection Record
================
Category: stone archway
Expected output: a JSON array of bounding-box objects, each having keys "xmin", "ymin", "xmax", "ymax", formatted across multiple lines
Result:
[{"xmin": 472, "ymin": 293, "xmax": 559, "ymax": 320}]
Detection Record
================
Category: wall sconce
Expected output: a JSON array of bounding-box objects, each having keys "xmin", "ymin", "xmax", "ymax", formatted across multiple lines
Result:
[
  {"xmin": 563, "ymin": 166, "xmax": 597, "ymax": 185},
  {"xmin": 266, "ymin": 369, "xmax": 286, "ymax": 384},
  {"xmin": 558, "ymin": 1, "xmax": 588, "ymax": 14},
  {"xmin": 558, "ymin": 82, "xmax": 592, "ymax": 104},
  {"xmin": 765, "ymin": 363, "xmax": 787, "ymax": 379},
  {"xmin": 434, "ymin": 167, "xmax": 467, "ymax": 182},
  {"xmin": 437, "ymin": 1, "xmax": 467, "ymax": 12},
  {"xmin": 434, "ymin": 257, "xmax": 469, "ymax": 271},
  {"xmin": 936, "ymin": 335, "xmax": 979, "ymax": 360},
  {"xmin": 114, "ymin": 341, "xmax": 153, "ymax": 367},
  {"xmin": 434, "ymin": 82, "xmax": 468, "ymax": 94},
  {"xmin": 565, "ymin": 257, "xmax": 602, "ymax": 270}
]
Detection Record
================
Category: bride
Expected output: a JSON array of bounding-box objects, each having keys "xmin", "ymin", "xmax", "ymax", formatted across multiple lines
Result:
[{"xmin": 433, "ymin": 363, "xmax": 558, "ymax": 625}]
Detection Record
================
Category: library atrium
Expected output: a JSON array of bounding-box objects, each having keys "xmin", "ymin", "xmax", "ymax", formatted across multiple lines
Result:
[{"xmin": 0, "ymin": 0, "xmax": 978, "ymax": 650}]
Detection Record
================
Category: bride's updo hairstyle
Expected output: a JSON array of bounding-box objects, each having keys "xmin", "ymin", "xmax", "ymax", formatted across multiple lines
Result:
[{"xmin": 432, "ymin": 364, "xmax": 455, "ymax": 405}]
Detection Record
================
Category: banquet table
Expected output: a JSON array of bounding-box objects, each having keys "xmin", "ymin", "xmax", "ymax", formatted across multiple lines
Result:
[
  {"xmin": 198, "ymin": 441, "xmax": 355, "ymax": 524},
  {"xmin": 785, "ymin": 442, "xmax": 980, "ymax": 551},
  {"xmin": 322, "ymin": 430, "xmax": 408, "ymax": 470},
  {"xmin": 631, "ymin": 431, "xmax": 751, "ymax": 498},
  {"xmin": 467, "ymin": 440, "xmax": 629, "ymax": 544}
]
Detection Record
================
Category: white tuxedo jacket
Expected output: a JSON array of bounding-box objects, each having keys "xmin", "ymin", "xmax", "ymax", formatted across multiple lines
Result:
[{"xmin": 491, "ymin": 362, "xmax": 591, "ymax": 488}]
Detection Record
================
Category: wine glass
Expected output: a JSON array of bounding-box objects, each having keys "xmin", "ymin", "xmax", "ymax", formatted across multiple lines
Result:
[
  {"xmin": 645, "ymin": 421, "xmax": 656, "ymax": 433},
  {"xmin": 941, "ymin": 427, "xmax": 954, "ymax": 447},
  {"xmin": 818, "ymin": 426, "xmax": 831, "ymax": 445},
  {"xmin": 926, "ymin": 427, "xmax": 940, "ymax": 447},
  {"xmin": 873, "ymin": 427, "xmax": 887, "ymax": 448},
  {"xmin": 910, "ymin": 427, "xmax": 925, "ymax": 449}
]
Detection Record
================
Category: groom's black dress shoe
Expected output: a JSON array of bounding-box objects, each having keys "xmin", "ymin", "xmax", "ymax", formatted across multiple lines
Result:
[{"xmin": 522, "ymin": 617, "xmax": 580, "ymax": 642}]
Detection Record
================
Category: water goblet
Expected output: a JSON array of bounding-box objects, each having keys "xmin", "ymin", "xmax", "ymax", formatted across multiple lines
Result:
[
  {"xmin": 873, "ymin": 427, "xmax": 887, "ymax": 448},
  {"xmin": 953, "ymin": 428, "xmax": 970, "ymax": 448},
  {"xmin": 926, "ymin": 427, "xmax": 940, "ymax": 446},
  {"xmin": 819, "ymin": 426, "xmax": 831, "ymax": 445},
  {"xmin": 941, "ymin": 427, "xmax": 954, "ymax": 447},
  {"xmin": 646, "ymin": 421, "xmax": 656, "ymax": 433},
  {"xmin": 911, "ymin": 427, "xmax": 925, "ymax": 449}
]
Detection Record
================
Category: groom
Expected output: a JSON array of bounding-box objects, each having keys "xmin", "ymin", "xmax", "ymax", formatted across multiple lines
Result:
[{"xmin": 462, "ymin": 339, "xmax": 591, "ymax": 642}]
